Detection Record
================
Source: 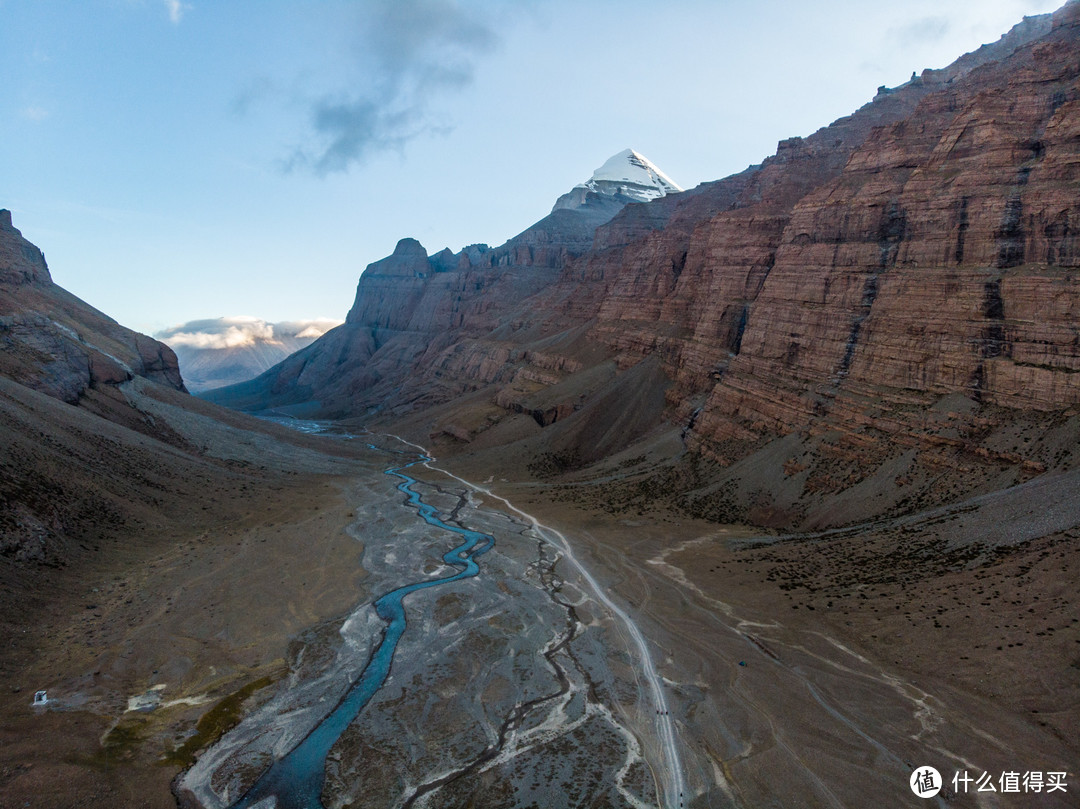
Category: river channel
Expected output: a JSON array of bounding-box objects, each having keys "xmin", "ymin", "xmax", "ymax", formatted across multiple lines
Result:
[
  {"xmin": 227, "ymin": 447, "xmax": 495, "ymax": 809},
  {"xmin": 178, "ymin": 430, "xmax": 675, "ymax": 809}
]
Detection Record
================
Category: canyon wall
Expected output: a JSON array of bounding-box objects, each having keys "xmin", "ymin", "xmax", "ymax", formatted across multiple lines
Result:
[{"xmin": 212, "ymin": 3, "xmax": 1080, "ymax": 526}]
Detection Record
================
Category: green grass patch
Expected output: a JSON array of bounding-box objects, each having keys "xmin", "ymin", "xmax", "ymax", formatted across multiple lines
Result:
[{"xmin": 160, "ymin": 673, "xmax": 280, "ymax": 769}]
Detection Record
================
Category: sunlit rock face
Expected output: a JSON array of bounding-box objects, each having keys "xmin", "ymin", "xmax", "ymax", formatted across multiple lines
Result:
[{"xmin": 681, "ymin": 5, "xmax": 1080, "ymax": 462}]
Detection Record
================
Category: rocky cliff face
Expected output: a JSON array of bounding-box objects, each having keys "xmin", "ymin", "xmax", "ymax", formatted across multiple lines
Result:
[
  {"xmin": 0, "ymin": 210, "xmax": 186, "ymax": 404},
  {"xmin": 0, "ymin": 209, "xmax": 50, "ymax": 286},
  {"xmin": 211, "ymin": 4, "xmax": 1080, "ymax": 529},
  {"xmin": 685, "ymin": 7, "xmax": 1080, "ymax": 450}
]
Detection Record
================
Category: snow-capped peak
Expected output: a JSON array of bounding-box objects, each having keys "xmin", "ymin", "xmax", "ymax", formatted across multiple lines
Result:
[
  {"xmin": 585, "ymin": 149, "xmax": 682, "ymax": 201},
  {"xmin": 552, "ymin": 149, "xmax": 682, "ymax": 212}
]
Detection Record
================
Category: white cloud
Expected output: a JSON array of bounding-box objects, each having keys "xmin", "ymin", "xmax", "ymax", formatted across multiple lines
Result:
[
  {"xmin": 165, "ymin": 324, "xmax": 274, "ymax": 349},
  {"xmin": 164, "ymin": 0, "xmax": 190, "ymax": 24},
  {"xmin": 21, "ymin": 106, "xmax": 49, "ymax": 122},
  {"xmin": 156, "ymin": 316, "xmax": 342, "ymax": 350},
  {"xmin": 278, "ymin": 319, "xmax": 342, "ymax": 339}
]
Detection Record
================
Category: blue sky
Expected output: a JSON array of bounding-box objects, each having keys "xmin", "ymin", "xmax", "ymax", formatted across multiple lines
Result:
[{"xmin": 2, "ymin": 0, "xmax": 1065, "ymax": 334}]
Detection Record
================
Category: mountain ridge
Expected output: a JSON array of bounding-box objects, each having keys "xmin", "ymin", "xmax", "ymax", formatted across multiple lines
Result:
[
  {"xmin": 0, "ymin": 209, "xmax": 186, "ymax": 404},
  {"xmin": 206, "ymin": 2, "xmax": 1080, "ymax": 531}
]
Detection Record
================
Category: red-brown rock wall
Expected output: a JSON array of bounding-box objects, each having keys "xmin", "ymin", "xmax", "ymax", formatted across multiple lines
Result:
[{"xmin": 689, "ymin": 18, "xmax": 1080, "ymax": 461}]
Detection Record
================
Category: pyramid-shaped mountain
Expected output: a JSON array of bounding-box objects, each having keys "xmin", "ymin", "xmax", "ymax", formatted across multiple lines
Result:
[{"xmin": 552, "ymin": 148, "xmax": 682, "ymax": 211}]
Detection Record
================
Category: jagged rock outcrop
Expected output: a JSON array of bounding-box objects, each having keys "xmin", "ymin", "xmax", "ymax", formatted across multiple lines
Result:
[
  {"xmin": 0, "ymin": 209, "xmax": 49, "ymax": 285},
  {"xmin": 211, "ymin": 3, "xmax": 1080, "ymax": 528},
  {"xmin": 0, "ymin": 210, "xmax": 186, "ymax": 403}
]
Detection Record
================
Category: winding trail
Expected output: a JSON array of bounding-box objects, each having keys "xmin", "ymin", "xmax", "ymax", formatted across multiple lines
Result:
[{"xmin": 392, "ymin": 436, "xmax": 689, "ymax": 809}]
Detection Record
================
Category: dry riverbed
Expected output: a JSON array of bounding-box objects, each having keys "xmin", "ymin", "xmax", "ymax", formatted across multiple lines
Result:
[
  {"xmin": 177, "ymin": 438, "xmax": 671, "ymax": 809},
  {"xmin": 496, "ymin": 481, "xmax": 1080, "ymax": 809}
]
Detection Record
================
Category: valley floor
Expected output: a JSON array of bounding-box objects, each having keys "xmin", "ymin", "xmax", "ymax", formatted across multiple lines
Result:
[
  {"xmin": 0, "ymin": 426, "xmax": 1077, "ymax": 808},
  {"xmin": 497, "ymin": 485, "xmax": 1079, "ymax": 808}
]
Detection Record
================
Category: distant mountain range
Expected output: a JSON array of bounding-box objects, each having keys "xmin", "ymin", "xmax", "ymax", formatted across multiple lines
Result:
[{"xmin": 156, "ymin": 317, "xmax": 341, "ymax": 393}]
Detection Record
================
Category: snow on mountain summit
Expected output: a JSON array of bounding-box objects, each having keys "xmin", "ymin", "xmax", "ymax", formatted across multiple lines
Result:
[
  {"xmin": 552, "ymin": 149, "xmax": 682, "ymax": 212},
  {"xmin": 587, "ymin": 149, "xmax": 682, "ymax": 199}
]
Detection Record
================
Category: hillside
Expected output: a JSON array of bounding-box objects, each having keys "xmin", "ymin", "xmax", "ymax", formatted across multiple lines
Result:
[{"xmin": 0, "ymin": 210, "xmax": 376, "ymax": 807}]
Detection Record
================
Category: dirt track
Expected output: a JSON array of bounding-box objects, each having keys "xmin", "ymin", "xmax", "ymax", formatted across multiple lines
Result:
[{"xmin": 499, "ymin": 481, "xmax": 1079, "ymax": 808}]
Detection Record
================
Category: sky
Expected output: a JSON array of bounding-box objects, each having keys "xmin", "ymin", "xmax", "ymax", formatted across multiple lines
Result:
[{"xmin": 1, "ymin": 0, "xmax": 1067, "ymax": 335}]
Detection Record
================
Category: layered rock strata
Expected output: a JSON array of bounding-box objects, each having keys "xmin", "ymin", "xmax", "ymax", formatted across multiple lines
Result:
[{"xmin": 687, "ymin": 8, "xmax": 1080, "ymax": 466}]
